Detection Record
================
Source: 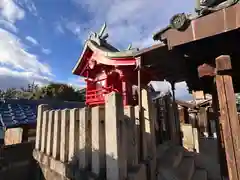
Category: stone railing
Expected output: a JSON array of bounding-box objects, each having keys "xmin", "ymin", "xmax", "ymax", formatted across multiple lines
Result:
[{"xmin": 33, "ymin": 91, "xmax": 157, "ymax": 180}]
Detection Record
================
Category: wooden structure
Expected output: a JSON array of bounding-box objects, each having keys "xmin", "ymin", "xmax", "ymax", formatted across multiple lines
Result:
[
  {"xmin": 72, "ymin": 24, "xmax": 186, "ymax": 107},
  {"xmin": 72, "ymin": 24, "xmax": 137, "ymax": 106},
  {"xmin": 152, "ymin": 2, "xmax": 240, "ymax": 180}
]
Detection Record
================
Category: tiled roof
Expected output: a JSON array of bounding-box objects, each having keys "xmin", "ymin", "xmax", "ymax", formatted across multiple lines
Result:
[
  {"xmin": 0, "ymin": 99, "xmax": 85, "ymax": 129},
  {"xmin": 0, "ymin": 101, "xmax": 37, "ymax": 128}
]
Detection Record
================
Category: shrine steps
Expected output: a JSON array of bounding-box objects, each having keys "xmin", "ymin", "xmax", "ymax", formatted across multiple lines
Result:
[{"xmin": 156, "ymin": 143, "xmax": 212, "ymax": 180}]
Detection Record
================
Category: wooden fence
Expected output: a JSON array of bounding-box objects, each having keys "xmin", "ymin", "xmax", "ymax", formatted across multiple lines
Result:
[{"xmin": 33, "ymin": 90, "xmax": 157, "ymax": 180}]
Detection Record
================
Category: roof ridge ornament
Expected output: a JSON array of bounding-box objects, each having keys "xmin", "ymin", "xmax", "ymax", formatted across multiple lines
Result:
[
  {"xmin": 153, "ymin": 0, "xmax": 239, "ymax": 41},
  {"xmin": 127, "ymin": 44, "xmax": 132, "ymax": 50},
  {"xmin": 88, "ymin": 22, "xmax": 109, "ymax": 46},
  {"xmin": 195, "ymin": 0, "xmax": 239, "ymax": 15}
]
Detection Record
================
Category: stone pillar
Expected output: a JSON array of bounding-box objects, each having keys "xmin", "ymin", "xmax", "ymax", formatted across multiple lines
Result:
[
  {"xmin": 124, "ymin": 106, "xmax": 138, "ymax": 167},
  {"xmin": 52, "ymin": 110, "xmax": 61, "ymax": 159},
  {"xmin": 46, "ymin": 110, "xmax": 54, "ymax": 156},
  {"xmin": 78, "ymin": 107, "xmax": 91, "ymax": 170},
  {"xmin": 35, "ymin": 104, "xmax": 49, "ymax": 150},
  {"xmin": 91, "ymin": 106, "xmax": 106, "ymax": 177},
  {"xmin": 105, "ymin": 92, "xmax": 127, "ymax": 180},
  {"xmin": 60, "ymin": 109, "xmax": 70, "ymax": 163},
  {"xmin": 40, "ymin": 110, "xmax": 50, "ymax": 153},
  {"xmin": 69, "ymin": 108, "xmax": 80, "ymax": 162}
]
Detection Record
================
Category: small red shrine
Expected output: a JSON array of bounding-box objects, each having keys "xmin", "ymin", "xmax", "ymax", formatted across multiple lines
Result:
[{"xmin": 72, "ymin": 24, "xmax": 152, "ymax": 106}]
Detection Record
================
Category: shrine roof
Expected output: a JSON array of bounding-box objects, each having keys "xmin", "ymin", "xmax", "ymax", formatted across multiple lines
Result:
[
  {"xmin": 153, "ymin": 2, "xmax": 240, "ymax": 47},
  {"xmin": 72, "ymin": 38, "xmax": 140, "ymax": 75}
]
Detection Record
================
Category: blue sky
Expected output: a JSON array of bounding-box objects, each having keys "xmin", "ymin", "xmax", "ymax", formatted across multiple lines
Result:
[{"xmin": 0, "ymin": 0, "xmax": 195, "ymax": 99}]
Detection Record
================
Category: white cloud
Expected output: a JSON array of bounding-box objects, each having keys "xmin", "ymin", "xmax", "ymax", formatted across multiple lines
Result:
[
  {"xmin": 42, "ymin": 48, "xmax": 51, "ymax": 55},
  {"xmin": 0, "ymin": 28, "xmax": 52, "ymax": 76},
  {"xmin": 55, "ymin": 22, "xmax": 65, "ymax": 34},
  {"xmin": 16, "ymin": 0, "xmax": 38, "ymax": 16},
  {"xmin": 25, "ymin": 36, "xmax": 39, "ymax": 45},
  {"xmin": 0, "ymin": 1, "xmax": 51, "ymax": 89},
  {"xmin": 71, "ymin": 0, "xmax": 195, "ymax": 48},
  {"xmin": 67, "ymin": 76, "xmax": 86, "ymax": 89},
  {"xmin": 0, "ymin": 0, "xmax": 25, "ymax": 23},
  {"xmin": 150, "ymin": 81, "xmax": 192, "ymax": 100},
  {"xmin": 65, "ymin": 20, "xmax": 81, "ymax": 38},
  {"xmin": 0, "ymin": 66, "xmax": 50, "ymax": 90},
  {"xmin": 69, "ymin": 0, "xmax": 195, "ymax": 99},
  {"xmin": 55, "ymin": 18, "xmax": 83, "ymax": 39},
  {"xmin": 0, "ymin": 19, "xmax": 18, "ymax": 33},
  {"xmin": 175, "ymin": 82, "xmax": 193, "ymax": 100}
]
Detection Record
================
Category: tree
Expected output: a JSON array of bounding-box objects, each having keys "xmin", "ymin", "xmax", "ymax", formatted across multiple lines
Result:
[
  {"xmin": 2, "ymin": 88, "xmax": 18, "ymax": 99},
  {"xmin": 29, "ymin": 82, "xmax": 85, "ymax": 102},
  {"xmin": 0, "ymin": 82, "xmax": 85, "ymax": 102}
]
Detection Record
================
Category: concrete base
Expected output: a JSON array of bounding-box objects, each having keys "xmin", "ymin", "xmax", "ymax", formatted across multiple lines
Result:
[
  {"xmin": 38, "ymin": 163, "xmax": 70, "ymax": 180},
  {"xmin": 128, "ymin": 164, "xmax": 147, "ymax": 180},
  {"xmin": 33, "ymin": 150, "xmax": 99, "ymax": 180}
]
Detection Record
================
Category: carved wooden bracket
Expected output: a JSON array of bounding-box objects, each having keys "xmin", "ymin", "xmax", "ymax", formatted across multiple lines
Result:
[
  {"xmin": 198, "ymin": 55, "xmax": 233, "ymax": 78},
  {"xmin": 198, "ymin": 63, "xmax": 216, "ymax": 78}
]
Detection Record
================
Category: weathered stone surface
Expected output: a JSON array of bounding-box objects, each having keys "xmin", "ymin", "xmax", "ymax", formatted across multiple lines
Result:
[
  {"xmin": 124, "ymin": 106, "xmax": 138, "ymax": 167},
  {"xmin": 60, "ymin": 109, "xmax": 70, "ymax": 162},
  {"xmin": 78, "ymin": 107, "xmax": 91, "ymax": 170},
  {"xmin": 41, "ymin": 111, "xmax": 50, "ymax": 153},
  {"xmin": 91, "ymin": 106, "xmax": 105, "ymax": 176},
  {"xmin": 128, "ymin": 164, "xmax": 146, "ymax": 180},
  {"xmin": 181, "ymin": 124, "xmax": 194, "ymax": 151},
  {"xmin": 52, "ymin": 110, "xmax": 61, "ymax": 159},
  {"xmin": 105, "ymin": 92, "xmax": 127, "ymax": 180},
  {"xmin": 4, "ymin": 128, "xmax": 23, "ymax": 145},
  {"xmin": 46, "ymin": 110, "xmax": 54, "ymax": 156},
  {"xmin": 35, "ymin": 104, "xmax": 50, "ymax": 150},
  {"xmin": 69, "ymin": 108, "xmax": 80, "ymax": 162}
]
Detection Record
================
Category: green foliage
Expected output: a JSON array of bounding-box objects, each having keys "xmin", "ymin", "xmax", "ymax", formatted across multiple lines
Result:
[
  {"xmin": 0, "ymin": 82, "xmax": 85, "ymax": 102},
  {"xmin": 0, "ymin": 88, "xmax": 18, "ymax": 99}
]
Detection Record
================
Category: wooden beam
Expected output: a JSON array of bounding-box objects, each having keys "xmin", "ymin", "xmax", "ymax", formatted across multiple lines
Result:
[
  {"xmin": 137, "ymin": 56, "xmax": 146, "ymax": 161},
  {"xmin": 215, "ymin": 55, "xmax": 240, "ymax": 180},
  {"xmin": 211, "ymin": 83, "xmax": 229, "ymax": 178}
]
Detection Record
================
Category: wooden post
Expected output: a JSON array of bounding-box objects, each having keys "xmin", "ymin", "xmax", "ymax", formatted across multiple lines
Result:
[
  {"xmin": 212, "ymin": 86, "xmax": 229, "ymax": 178},
  {"xmin": 198, "ymin": 62, "xmax": 229, "ymax": 178},
  {"xmin": 215, "ymin": 55, "xmax": 240, "ymax": 180},
  {"xmin": 134, "ymin": 106, "xmax": 141, "ymax": 162},
  {"xmin": 198, "ymin": 107, "xmax": 208, "ymax": 137},
  {"xmin": 105, "ymin": 92, "xmax": 127, "ymax": 180},
  {"xmin": 171, "ymin": 82, "xmax": 182, "ymax": 145},
  {"xmin": 137, "ymin": 56, "xmax": 146, "ymax": 161}
]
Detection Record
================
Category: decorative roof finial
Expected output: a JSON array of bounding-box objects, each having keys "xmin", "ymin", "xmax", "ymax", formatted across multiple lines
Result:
[
  {"xmin": 127, "ymin": 44, "xmax": 132, "ymax": 50},
  {"xmin": 99, "ymin": 22, "xmax": 107, "ymax": 38},
  {"xmin": 88, "ymin": 22, "xmax": 109, "ymax": 45}
]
